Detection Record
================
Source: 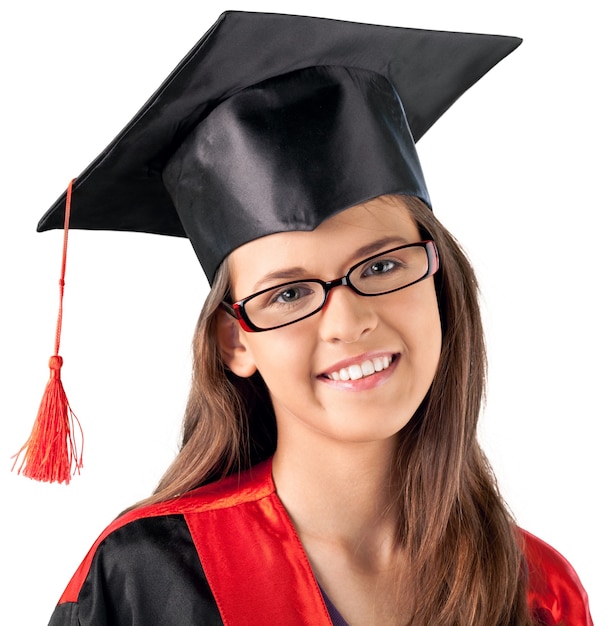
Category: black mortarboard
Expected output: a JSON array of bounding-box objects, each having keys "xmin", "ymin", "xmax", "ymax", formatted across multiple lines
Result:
[{"xmin": 37, "ymin": 11, "xmax": 521, "ymax": 282}]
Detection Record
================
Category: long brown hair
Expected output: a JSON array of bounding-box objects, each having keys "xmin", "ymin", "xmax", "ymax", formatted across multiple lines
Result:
[{"xmin": 136, "ymin": 195, "xmax": 535, "ymax": 625}]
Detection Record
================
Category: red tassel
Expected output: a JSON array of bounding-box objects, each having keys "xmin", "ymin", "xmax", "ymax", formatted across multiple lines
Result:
[
  {"xmin": 12, "ymin": 357, "xmax": 83, "ymax": 484},
  {"xmin": 12, "ymin": 179, "xmax": 83, "ymax": 484}
]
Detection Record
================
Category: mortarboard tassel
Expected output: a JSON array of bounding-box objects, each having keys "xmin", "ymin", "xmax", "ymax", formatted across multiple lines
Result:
[{"xmin": 12, "ymin": 179, "xmax": 83, "ymax": 484}]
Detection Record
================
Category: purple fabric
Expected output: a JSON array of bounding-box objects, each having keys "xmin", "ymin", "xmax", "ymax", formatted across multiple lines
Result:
[{"xmin": 319, "ymin": 585, "xmax": 350, "ymax": 626}]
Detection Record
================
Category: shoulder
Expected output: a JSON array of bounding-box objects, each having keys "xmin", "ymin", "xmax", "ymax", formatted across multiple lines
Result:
[
  {"xmin": 519, "ymin": 528, "xmax": 593, "ymax": 625},
  {"xmin": 51, "ymin": 514, "xmax": 223, "ymax": 624},
  {"xmin": 120, "ymin": 458, "xmax": 275, "ymax": 524},
  {"xmin": 57, "ymin": 460, "xmax": 275, "ymax": 606},
  {"xmin": 91, "ymin": 457, "xmax": 275, "ymax": 551}
]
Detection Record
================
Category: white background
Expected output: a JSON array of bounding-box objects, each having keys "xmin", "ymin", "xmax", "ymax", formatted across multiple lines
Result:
[{"xmin": 1, "ymin": 1, "xmax": 605, "ymax": 623}]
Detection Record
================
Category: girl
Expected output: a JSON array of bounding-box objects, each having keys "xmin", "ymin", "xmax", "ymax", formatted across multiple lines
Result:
[{"xmin": 21, "ymin": 11, "xmax": 592, "ymax": 625}]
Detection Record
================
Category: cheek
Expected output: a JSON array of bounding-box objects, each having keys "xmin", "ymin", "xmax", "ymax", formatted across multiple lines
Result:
[
  {"xmin": 392, "ymin": 281, "xmax": 441, "ymax": 337},
  {"xmin": 422, "ymin": 297, "xmax": 443, "ymax": 363},
  {"xmin": 395, "ymin": 286, "xmax": 442, "ymax": 374},
  {"xmin": 244, "ymin": 332, "xmax": 314, "ymax": 383},
  {"xmin": 424, "ymin": 294, "xmax": 443, "ymax": 351},
  {"xmin": 415, "ymin": 313, "xmax": 442, "ymax": 374}
]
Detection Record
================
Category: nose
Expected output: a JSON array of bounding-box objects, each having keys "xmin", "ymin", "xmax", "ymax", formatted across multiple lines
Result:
[{"xmin": 317, "ymin": 283, "xmax": 377, "ymax": 343}]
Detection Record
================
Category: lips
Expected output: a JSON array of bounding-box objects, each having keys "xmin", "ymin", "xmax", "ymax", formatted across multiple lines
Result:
[{"xmin": 321, "ymin": 354, "xmax": 396, "ymax": 382}]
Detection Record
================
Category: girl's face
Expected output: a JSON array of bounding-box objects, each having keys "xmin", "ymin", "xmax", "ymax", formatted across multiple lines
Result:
[{"xmin": 221, "ymin": 196, "xmax": 442, "ymax": 448}]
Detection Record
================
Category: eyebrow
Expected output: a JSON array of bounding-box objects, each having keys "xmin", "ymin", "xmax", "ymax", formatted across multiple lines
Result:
[
  {"xmin": 250, "ymin": 235, "xmax": 411, "ymax": 292},
  {"xmin": 351, "ymin": 236, "xmax": 411, "ymax": 261}
]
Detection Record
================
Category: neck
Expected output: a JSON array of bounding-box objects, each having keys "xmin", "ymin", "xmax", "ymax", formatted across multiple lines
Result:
[{"xmin": 272, "ymin": 435, "xmax": 400, "ymax": 567}]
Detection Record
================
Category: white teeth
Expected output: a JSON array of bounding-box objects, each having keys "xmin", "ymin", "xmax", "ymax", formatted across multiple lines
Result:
[
  {"xmin": 327, "ymin": 356, "xmax": 393, "ymax": 381},
  {"xmin": 373, "ymin": 356, "xmax": 390, "ymax": 372},
  {"xmin": 348, "ymin": 364, "xmax": 364, "ymax": 380},
  {"xmin": 361, "ymin": 360, "xmax": 375, "ymax": 376}
]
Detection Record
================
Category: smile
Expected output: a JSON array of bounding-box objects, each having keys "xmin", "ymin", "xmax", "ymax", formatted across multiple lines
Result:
[{"xmin": 323, "ymin": 355, "xmax": 396, "ymax": 382}]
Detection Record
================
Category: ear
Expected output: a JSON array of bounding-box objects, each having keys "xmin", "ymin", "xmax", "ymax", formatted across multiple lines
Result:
[{"xmin": 215, "ymin": 309, "xmax": 258, "ymax": 378}]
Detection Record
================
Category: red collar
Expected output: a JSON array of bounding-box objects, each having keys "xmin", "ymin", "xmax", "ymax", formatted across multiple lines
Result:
[{"xmin": 184, "ymin": 459, "xmax": 333, "ymax": 625}]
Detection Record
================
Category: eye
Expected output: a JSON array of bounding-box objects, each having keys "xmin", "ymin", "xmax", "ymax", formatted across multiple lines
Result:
[
  {"xmin": 266, "ymin": 283, "xmax": 316, "ymax": 307},
  {"xmin": 275, "ymin": 287, "xmax": 303, "ymax": 303},
  {"xmin": 362, "ymin": 259, "xmax": 398, "ymax": 276}
]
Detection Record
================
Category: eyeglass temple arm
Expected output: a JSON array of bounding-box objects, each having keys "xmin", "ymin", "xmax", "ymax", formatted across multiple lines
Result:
[
  {"xmin": 220, "ymin": 301, "xmax": 238, "ymax": 318},
  {"xmin": 219, "ymin": 300, "xmax": 257, "ymax": 332}
]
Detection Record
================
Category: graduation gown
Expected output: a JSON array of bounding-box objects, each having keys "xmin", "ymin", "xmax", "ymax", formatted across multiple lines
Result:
[{"xmin": 48, "ymin": 459, "xmax": 593, "ymax": 625}]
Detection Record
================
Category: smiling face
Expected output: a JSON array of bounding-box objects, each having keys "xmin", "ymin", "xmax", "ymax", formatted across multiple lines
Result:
[{"xmin": 218, "ymin": 195, "xmax": 442, "ymax": 451}]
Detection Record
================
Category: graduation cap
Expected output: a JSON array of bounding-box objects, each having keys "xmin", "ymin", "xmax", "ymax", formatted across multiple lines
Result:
[
  {"xmin": 17, "ymin": 11, "xmax": 521, "ymax": 483},
  {"xmin": 38, "ymin": 10, "xmax": 522, "ymax": 282}
]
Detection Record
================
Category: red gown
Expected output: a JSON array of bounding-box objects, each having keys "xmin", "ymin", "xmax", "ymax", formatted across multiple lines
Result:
[{"xmin": 49, "ymin": 459, "xmax": 593, "ymax": 625}]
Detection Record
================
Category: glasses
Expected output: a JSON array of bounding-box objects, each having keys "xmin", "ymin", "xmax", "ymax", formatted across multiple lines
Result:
[{"xmin": 222, "ymin": 240, "xmax": 439, "ymax": 332}]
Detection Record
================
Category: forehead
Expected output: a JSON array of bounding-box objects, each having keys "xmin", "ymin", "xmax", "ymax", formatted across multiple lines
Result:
[
  {"xmin": 310, "ymin": 196, "xmax": 419, "ymax": 236},
  {"xmin": 228, "ymin": 195, "xmax": 422, "ymax": 290}
]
